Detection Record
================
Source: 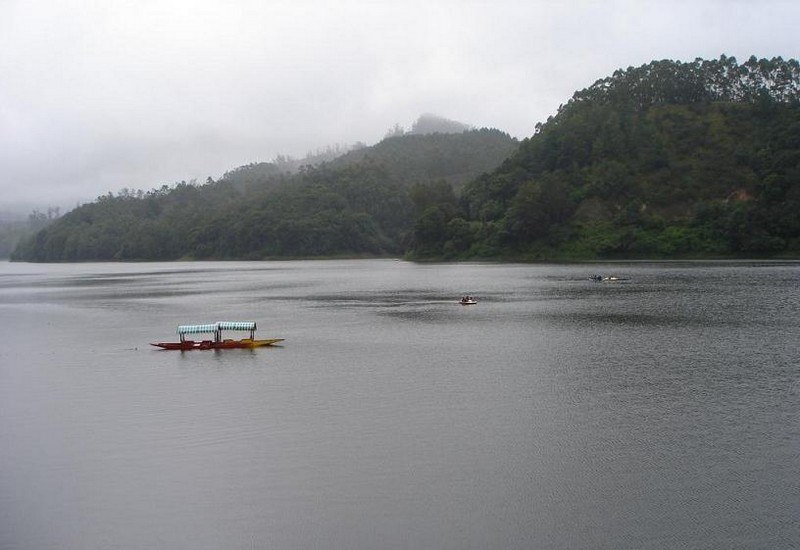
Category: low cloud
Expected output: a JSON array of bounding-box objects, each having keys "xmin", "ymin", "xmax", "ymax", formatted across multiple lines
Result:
[{"xmin": 1, "ymin": 0, "xmax": 797, "ymax": 210}]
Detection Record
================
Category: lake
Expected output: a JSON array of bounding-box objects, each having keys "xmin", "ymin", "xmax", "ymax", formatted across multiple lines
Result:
[{"xmin": 0, "ymin": 259, "xmax": 797, "ymax": 549}]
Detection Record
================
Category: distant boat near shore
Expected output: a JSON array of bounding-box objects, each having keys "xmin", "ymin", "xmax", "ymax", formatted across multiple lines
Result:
[
  {"xmin": 589, "ymin": 275, "xmax": 629, "ymax": 282},
  {"xmin": 151, "ymin": 321, "xmax": 283, "ymax": 350}
]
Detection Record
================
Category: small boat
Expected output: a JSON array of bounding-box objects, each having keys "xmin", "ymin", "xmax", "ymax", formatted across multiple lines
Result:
[
  {"xmin": 589, "ymin": 275, "xmax": 628, "ymax": 282},
  {"xmin": 151, "ymin": 321, "xmax": 284, "ymax": 350},
  {"xmin": 459, "ymin": 296, "xmax": 478, "ymax": 305}
]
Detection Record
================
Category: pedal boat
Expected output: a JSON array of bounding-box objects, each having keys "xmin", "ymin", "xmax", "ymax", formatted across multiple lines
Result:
[{"xmin": 151, "ymin": 321, "xmax": 284, "ymax": 350}]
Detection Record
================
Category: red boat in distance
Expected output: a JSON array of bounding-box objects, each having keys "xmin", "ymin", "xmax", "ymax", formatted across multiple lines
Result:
[{"xmin": 151, "ymin": 321, "xmax": 284, "ymax": 350}]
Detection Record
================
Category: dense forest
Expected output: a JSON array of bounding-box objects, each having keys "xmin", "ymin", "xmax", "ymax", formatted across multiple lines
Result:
[
  {"xmin": 0, "ymin": 209, "xmax": 59, "ymax": 258},
  {"xmin": 12, "ymin": 127, "xmax": 517, "ymax": 260},
  {"xmin": 412, "ymin": 56, "xmax": 800, "ymax": 258},
  {"xmin": 12, "ymin": 56, "xmax": 800, "ymax": 262}
]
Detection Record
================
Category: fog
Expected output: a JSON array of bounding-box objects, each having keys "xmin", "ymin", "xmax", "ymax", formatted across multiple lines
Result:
[{"xmin": 1, "ymin": 0, "xmax": 798, "ymax": 211}]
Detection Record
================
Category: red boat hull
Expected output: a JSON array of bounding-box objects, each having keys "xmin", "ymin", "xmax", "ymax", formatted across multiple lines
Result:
[{"xmin": 151, "ymin": 338, "xmax": 283, "ymax": 350}]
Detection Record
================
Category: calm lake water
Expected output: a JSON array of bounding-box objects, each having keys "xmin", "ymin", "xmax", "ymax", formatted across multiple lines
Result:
[{"xmin": 0, "ymin": 259, "xmax": 797, "ymax": 549}]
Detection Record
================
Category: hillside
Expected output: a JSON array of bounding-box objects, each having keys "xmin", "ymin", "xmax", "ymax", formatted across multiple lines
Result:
[
  {"xmin": 12, "ymin": 129, "xmax": 517, "ymax": 261},
  {"xmin": 0, "ymin": 210, "xmax": 59, "ymax": 258},
  {"xmin": 12, "ymin": 56, "xmax": 800, "ymax": 262},
  {"xmin": 408, "ymin": 56, "xmax": 800, "ymax": 259},
  {"xmin": 330, "ymin": 128, "xmax": 517, "ymax": 189}
]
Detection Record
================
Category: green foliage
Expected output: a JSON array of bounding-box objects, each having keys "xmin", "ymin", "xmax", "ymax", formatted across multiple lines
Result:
[
  {"xmin": 1, "ymin": 209, "xmax": 61, "ymax": 258},
  {"xmin": 332, "ymin": 128, "xmax": 518, "ymax": 190},
  {"xmin": 13, "ymin": 56, "xmax": 800, "ymax": 262},
  {"xmin": 409, "ymin": 114, "xmax": 472, "ymax": 135},
  {"xmin": 414, "ymin": 56, "xmax": 800, "ymax": 260},
  {"xmin": 0, "ymin": 221, "xmax": 31, "ymax": 258},
  {"xmin": 13, "ymin": 130, "xmax": 513, "ymax": 261}
]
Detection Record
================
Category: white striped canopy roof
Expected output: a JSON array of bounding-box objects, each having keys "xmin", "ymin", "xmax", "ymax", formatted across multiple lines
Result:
[
  {"xmin": 217, "ymin": 321, "xmax": 257, "ymax": 331},
  {"xmin": 177, "ymin": 321, "xmax": 257, "ymax": 335},
  {"xmin": 177, "ymin": 324, "xmax": 218, "ymax": 335}
]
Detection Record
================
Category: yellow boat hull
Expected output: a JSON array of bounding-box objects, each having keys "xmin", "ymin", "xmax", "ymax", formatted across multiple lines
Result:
[
  {"xmin": 217, "ymin": 338, "xmax": 284, "ymax": 349},
  {"xmin": 151, "ymin": 338, "xmax": 284, "ymax": 350}
]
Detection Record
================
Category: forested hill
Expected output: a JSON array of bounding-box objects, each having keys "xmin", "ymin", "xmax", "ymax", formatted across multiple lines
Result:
[
  {"xmin": 410, "ymin": 56, "xmax": 800, "ymax": 258},
  {"xmin": 11, "ymin": 128, "xmax": 517, "ymax": 261},
  {"xmin": 219, "ymin": 128, "xmax": 517, "ymax": 193},
  {"xmin": 12, "ymin": 56, "xmax": 800, "ymax": 262},
  {"xmin": 329, "ymin": 128, "xmax": 517, "ymax": 189}
]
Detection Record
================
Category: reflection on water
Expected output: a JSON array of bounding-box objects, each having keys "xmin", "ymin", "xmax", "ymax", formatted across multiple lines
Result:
[
  {"xmin": 0, "ymin": 259, "xmax": 798, "ymax": 550},
  {"xmin": 541, "ymin": 310, "xmax": 692, "ymax": 327}
]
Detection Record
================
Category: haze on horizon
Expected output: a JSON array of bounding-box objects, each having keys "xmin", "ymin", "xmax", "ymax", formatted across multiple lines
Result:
[{"xmin": 1, "ymin": 0, "xmax": 798, "ymax": 213}]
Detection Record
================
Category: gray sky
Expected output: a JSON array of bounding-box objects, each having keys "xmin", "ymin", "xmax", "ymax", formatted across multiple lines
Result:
[{"xmin": 1, "ymin": 0, "xmax": 798, "ymax": 211}]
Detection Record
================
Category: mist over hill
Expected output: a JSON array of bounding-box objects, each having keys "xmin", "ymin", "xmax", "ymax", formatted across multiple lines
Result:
[
  {"xmin": 409, "ymin": 114, "xmax": 472, "ymax": 135},
  {"xmin": 12, "ymin": 56, "xmax": 800, "ymax": 262},
  {"xmin": 11, "ymin": 125, "xmax": 517, "ymax": 260},
  {"xmin": 234, "ymin": 114, "xmax": 474, "ymax": 178},
  {"xmin": 408, "ymin": 56, "xmax": 800, "ymax": 259}
]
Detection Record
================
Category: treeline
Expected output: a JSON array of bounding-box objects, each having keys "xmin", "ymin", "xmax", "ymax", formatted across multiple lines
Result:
[
  {"xmin": 569, "ymin": 55, "xmax": 799, "ymax": 110},
  {"xmin": 0, "ymin": 209, "xmax": 60, "ymax": 258},
  {"xmin": 12, "ymin": 56, "xmax": 800, "ymax": 262},
  {"xmin": 269, "ymin": 143, "xmax": 368, "ymax": 174},
  {"xmin": 12, "ymin": 129, "xmax": 517, "ymax": 261},
  {"xmin": 331, "ymin": 128, "xmax": 518, "ymax": 189},
  {"xmin": 408, "ymin": 56, "xmax": 800, "ymax": 259}
]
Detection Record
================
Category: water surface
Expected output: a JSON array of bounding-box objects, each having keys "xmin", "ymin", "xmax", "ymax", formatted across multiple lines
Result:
[{"xmin": 0, "ymin": 260, "xmax": 797, "ymax": 549}]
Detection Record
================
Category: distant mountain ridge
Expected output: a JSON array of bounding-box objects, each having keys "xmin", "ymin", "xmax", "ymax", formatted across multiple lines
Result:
[
  {"xmin": 12, "ymin": 56, "xmax": 800, "ymax": 262},
  {"xmin": 12, "ymin": 125, "xmax": 518, "ymax": 261},
  {"xmin": 330, "ymin": 128, "xmax": 516, "ymax": 189},
  {"xmin": 227, "ymin": 114, "xmax": 475, "ymax": 179},
  {"xmin": 409, "ymin": 114, "xmax": 472, "ymax": 135},
  {"xmin": 408, "ymin": 56, "xmax": 800, "ymax": 259}
]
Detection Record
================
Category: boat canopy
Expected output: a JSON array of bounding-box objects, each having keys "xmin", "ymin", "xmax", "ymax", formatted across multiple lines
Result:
[
  {"xmin": 177, "ymin": 321, "xmax": 257, "ymax": 336},
  {"xmin": 217, "ymin": 321, "xmax": 257, "ymax": 331},
  {"xmin": 177, "ymin": 324, "xmax": 218, "ymax": 335}
]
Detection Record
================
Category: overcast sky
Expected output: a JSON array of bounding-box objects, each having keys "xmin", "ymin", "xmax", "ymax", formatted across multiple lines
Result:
[{"xmin": 1, "ymin": 0, "xmax": 798, "ymax": 211}]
